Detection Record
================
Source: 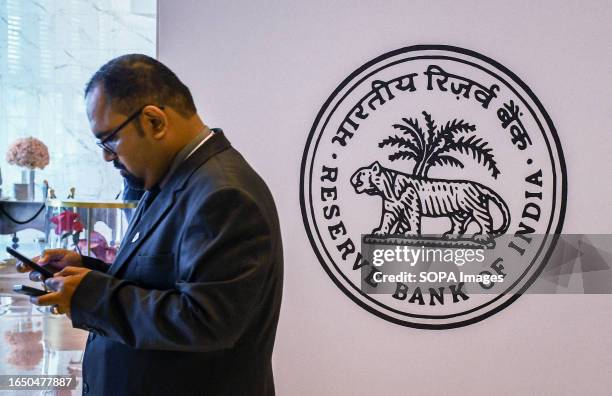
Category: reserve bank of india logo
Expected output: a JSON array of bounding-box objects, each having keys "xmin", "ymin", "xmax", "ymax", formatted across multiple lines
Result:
[{"xmin": 300, "ymin": 45, "xmax": 566, "ymax": 329}]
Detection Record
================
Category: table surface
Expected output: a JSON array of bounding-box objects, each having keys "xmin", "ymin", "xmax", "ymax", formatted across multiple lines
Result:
[{"xmin": 0, "ymin": 240, "xmax": 87, "ymax": 395}]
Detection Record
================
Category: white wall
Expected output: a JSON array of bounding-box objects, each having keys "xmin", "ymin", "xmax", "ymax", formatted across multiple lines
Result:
[{"xmin": 158, "ymin": 1, "xmax": 612, "ymax": 394}]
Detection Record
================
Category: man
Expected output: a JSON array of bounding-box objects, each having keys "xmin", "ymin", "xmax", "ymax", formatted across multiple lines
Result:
[{"xmin": 18, "ymin": 54, "xmax": 283, "ymax": 395}]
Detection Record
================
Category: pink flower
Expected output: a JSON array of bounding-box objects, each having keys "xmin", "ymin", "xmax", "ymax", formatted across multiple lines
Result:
[
  {"xmin": 103, "ymin": 246, "xmax": 118, "ymax": 263},
  {"xmin": 77, "ymin": 231, "xmax": 116, "ymax": 263},
  {"xmin": 50, "ymin": 211, "xmax": 81, "ymax": 235},
  {"xmin": 73, "ymin": 221, "xmax": 84, "ymax": 233},
  {"xmin": 5, "ymin": 137, "xmax": 50, "ymax": 169}
]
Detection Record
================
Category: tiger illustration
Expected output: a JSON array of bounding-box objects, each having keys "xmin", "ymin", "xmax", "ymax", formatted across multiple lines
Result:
[{"xmin": 350, "ymin": 161, "xmax": 510, "ymax": 246}]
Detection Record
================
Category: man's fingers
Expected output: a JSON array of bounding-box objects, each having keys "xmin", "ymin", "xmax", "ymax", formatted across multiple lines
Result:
[
  {"xmin": 30, "ymin": 291, "xmax": 60, "ymax": 306},
  {"xmin": 15, "ymin": 261, "xmax": 32, "ymax": 273},
  {"xmin": 38, "ymin": 249, "xmax": 60, "ymax": 264},
  {"xmin": 51, "ymin": 305, "xmax": 67, "ymax": 315},
  {"xmin": 37, "ymin": 253, "xmax": 50, "ymax": 265},
  {"xmin": 15, "ymin": 249, "xmax": 66, "ymax": 272},
  {"xmin": 55, "ymin": 266, "xmax": 83, "ymax": 277},
  {"xmin": 29, "ymin": 271, "xmax": 43, "ymax": 282},
  {"xmin": 38, "ymin": 248, "xmax": 70, "ymax": 264},
  {"xmin": 44, "ymin": 277, "xmax": 64, "ymax": 292}
]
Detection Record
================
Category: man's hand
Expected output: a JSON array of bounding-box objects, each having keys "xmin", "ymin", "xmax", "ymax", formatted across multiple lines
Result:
[
  {"xmin": 16, "ymin": 248, "xmax": 83, "ymax": 282},
  {"xmin": 30, "ymin": 266, "xmax": 92, "ymax": 318}
]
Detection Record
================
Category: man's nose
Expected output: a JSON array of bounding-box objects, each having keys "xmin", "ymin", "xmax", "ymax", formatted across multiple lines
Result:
[{"xmin": 102, "ymin": 149, "xmax": 116, "ymax": 162}]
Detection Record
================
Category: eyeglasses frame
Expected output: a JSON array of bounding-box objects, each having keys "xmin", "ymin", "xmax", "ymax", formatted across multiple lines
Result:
[{"xmin": 95, "ymin": 105, "xmax": 165, "ymax": 155}]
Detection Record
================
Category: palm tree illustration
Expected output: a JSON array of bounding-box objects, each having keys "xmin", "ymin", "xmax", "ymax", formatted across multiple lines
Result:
[{"xmin": 378, "ymin": 110, "xmax": 500, "ymax": 178}]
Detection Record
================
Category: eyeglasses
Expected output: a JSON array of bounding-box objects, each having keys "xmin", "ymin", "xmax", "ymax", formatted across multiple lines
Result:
[{"xmin": 95, "ymin": 105, "xmax": 164, "ymax": 155}]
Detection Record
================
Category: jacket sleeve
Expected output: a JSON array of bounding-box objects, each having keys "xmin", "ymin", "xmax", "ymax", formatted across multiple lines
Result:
[{"xmin": 69, "ymin": 187, "xmax": 274, "ymax": 352}]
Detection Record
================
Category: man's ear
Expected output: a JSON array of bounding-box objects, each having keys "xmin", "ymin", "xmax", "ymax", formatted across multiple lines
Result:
[{"xmin": 143, "ymin": 105, "xmax": 167, "ymax": 138}]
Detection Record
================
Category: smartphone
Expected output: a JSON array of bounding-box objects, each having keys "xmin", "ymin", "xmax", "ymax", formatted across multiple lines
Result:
[
  {"xmin": 6, "ymin": 247, "xmax": 55, "ymax": 279},
  {"xmin": 13, "ymin": 284, "xmax": 49, "ymax": 297}
]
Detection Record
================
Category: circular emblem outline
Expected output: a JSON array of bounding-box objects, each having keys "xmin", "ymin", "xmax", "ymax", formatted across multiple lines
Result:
[{"xmin": 300, "ymin": 45, "xmax": 567, "ymax": 329}]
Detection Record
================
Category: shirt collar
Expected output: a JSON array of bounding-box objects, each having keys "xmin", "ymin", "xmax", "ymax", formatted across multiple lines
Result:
[{"xmin": 158, "ymin": 128, "xmax": 215, "ymax": 189}]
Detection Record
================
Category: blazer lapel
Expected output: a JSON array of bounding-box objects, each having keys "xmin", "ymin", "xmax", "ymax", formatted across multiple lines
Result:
[
  {"xmin": 108, "ymin": 189, "xmax": 175, "ymax": 276},
  {"xmin": 108, "ymin": 130, "xmax": 232, "ymax": 277},
  {"xmin": 121, "ymin": 194, "xmax": 147, "ymax": 242}
]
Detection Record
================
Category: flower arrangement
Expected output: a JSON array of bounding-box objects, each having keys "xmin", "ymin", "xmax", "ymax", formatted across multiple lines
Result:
[
  {"xmin": 50, "ymin": 211, "xmax": 84, "ymax": 254},
  {"xmin": 5, "ymin": 137, "xmax": 50, "ymax": 170},
  {"xmin": 50, "ymin": 211, "xmax": 84, "ymax": 235},
  {"xmin": 50, "ymin": 211, "xmax": 118, "ymax": 261}
]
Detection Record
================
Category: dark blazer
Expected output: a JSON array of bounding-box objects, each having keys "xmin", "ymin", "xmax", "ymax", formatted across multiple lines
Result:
[{"xmin": 72, "ymin": 131, "xmax": 283, "ymax": 396}]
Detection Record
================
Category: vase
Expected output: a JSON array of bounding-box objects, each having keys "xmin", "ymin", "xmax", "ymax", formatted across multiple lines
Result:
[
  {"xmin": 13, "ymin": 183, "xmax": 28, "ymax": 200},
  {"xmin": 20, "ymin": 169, "xmax": 36, "ymax": 201}
]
